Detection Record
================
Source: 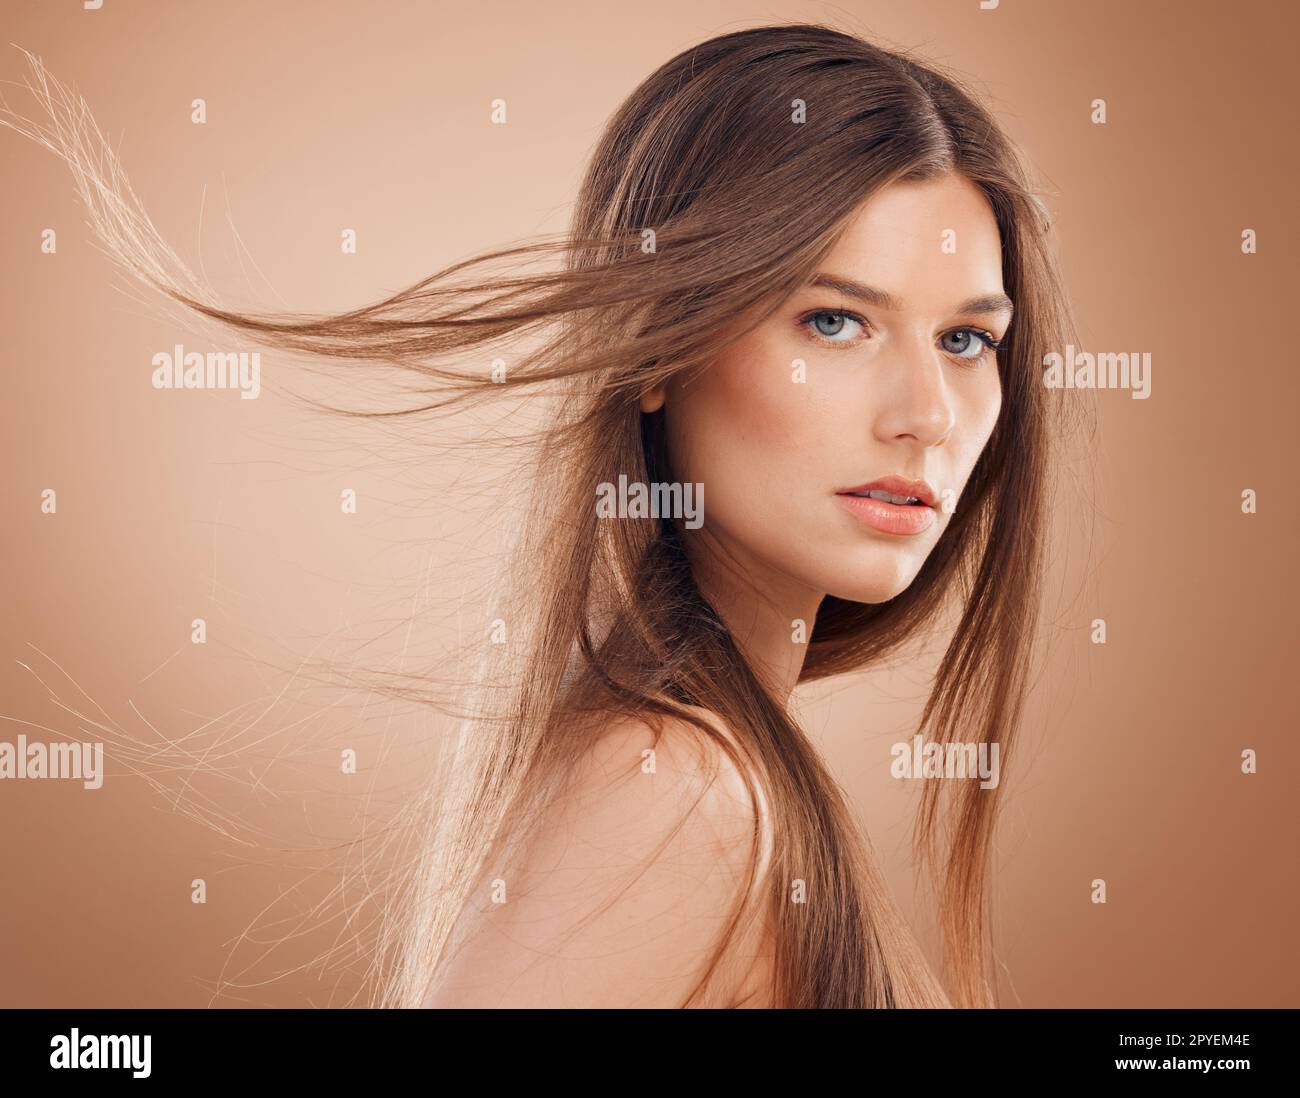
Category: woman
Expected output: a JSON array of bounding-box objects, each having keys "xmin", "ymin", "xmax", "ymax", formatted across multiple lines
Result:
[{"xmin": 3, "ymin": 23, "xmax": 1074, "ymax": 1008}]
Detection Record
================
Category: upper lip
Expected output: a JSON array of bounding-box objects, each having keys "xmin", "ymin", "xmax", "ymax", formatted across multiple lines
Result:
[{"xmin": 836, "ymin": 476, "xmax": 937, "ymax": 508}]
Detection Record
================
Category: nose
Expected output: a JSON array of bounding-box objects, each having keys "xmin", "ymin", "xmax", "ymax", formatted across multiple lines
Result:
[{"xmin": 870, "ymin": 337, "xmax": 955, "ymax": 447}]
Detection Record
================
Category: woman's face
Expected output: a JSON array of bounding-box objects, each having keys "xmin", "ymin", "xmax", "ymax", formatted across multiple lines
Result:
[{"xmin": 655, "ymin": 171, "xmax": 1010, "ymax": 607}]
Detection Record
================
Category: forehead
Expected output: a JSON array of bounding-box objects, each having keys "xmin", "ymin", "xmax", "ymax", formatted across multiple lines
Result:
[{"xmin": 821, "ymin": 174, "xmax": 1005, "ymax": 307}]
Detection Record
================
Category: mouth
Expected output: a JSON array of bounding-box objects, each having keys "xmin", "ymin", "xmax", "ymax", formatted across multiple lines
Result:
[
  {"xmin": 840, "ymin": 488, "xmax": 929, "ymax": 506},
  {"xmin": 835, "ymin": 476, "xmax": 938, "ymax": 536}
]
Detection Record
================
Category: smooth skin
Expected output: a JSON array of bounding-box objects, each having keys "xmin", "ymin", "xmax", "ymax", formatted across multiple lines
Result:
[
  {"xmin": 424, "ymin": 172, "xmax": 1009, "ymax": 1008},
  {"xmin": 646, "ymin": 171, "xmax": 1010, "ymax": 701}
]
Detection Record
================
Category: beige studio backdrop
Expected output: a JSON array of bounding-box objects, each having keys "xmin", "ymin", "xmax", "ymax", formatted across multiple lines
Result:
[{"xmin": 0, "ymin": 0, "xmax": 1295, "ymax": 1007}]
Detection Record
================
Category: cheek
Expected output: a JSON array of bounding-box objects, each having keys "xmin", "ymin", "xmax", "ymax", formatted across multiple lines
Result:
[
  {"xmin": 953, "ymin": 371, "xmax": 1003, "ymax": 478},
  {"xmin": 665, "ymin": 340, "xmax": 831, "ymax": 539},
  {"xmin": 669, "ymin": 343, "xmax": 817, "ymax": 482}
]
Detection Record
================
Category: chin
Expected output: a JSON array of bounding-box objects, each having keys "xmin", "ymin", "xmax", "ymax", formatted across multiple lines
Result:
[{"xmin": 823, "ymin": 549, "xmax": 926, "ymax": 604}]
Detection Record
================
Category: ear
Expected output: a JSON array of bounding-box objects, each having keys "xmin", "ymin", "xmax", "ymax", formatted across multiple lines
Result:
[{"xmin": 638, "ymin": 382, "xmax": 667, "ymax": 414}]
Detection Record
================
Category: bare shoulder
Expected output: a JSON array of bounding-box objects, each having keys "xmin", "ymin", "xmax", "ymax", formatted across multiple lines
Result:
[
  {"xmin": 569, "ymin": 704, "xmax": 762, "ymax": 842},
  {"xmin": 424, "ymin": 707, "xmax": 774, "ymax": 1008}
]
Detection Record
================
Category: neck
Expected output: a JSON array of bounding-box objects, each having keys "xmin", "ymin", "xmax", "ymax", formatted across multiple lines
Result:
[{"xmin": 681, "ymin": 528, "xmax": 823, "ymax": 704}]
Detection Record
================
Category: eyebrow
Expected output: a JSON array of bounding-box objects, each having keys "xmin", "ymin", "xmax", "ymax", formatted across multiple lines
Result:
[{"xmin": 808, "ymin": 273, "xmax": 1015, "ymax": 319}]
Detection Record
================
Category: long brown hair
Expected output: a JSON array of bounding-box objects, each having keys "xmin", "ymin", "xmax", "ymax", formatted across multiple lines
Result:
[{"xmin": 2, "ymin": 22, "xmax": 1075, "ymax": 1008}]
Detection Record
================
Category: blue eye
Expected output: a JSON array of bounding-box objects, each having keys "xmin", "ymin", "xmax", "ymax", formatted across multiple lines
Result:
[
  {"xmin": 942, "ymin": 328, "xmax": 1001, "ymax": 361},
  {"xmin": 803, "ymin": 309, "xmax": 866, "ymax": 343}
]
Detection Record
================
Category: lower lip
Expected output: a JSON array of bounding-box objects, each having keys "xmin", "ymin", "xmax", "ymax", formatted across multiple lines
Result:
[{"xmin": 835, "ymin": 494, "xmax": 937, "ymax": 536}]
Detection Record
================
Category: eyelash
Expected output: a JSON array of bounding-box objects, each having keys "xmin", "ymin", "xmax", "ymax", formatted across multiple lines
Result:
[{"xmin": 798, "ymin": 308, "xmax": 1003, "ymax": 365}]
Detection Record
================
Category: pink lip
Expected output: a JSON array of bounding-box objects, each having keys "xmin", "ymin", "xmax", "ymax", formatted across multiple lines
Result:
[{"xmin": 835, "ymin": 476, "xmax": 938, "ymax": 537}]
